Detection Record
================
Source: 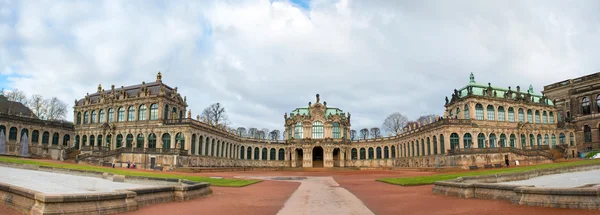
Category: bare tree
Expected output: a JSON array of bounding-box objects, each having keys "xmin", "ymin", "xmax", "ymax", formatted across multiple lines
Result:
[
  {"xmin": 261, "ymin": 128, "xmax": 270, "ymax": 140},
  {"xmin": 247, "ymin": 128, "xmax": 258, "ymax": 139},
  {"xmin": 382, "ymin": 112, "xmax": 408, "ymax": 136},
  {"xmin": 237, "ymin": 127, "xmax": 247, "ymax": 137},
  {"xmin": 417, "ymin": 114, "xmax": 437, "ymax": 124},
  {"xmin": 4, "ymin": 88, "xmax": 27, "ymax": 103},
  {"xmin": 27, "ymin": 94, "xmax": 47, "ymax": 119},
  {"xmin": 359, "ymin": 128, "xmax": 369, "ymax": 140},
  {"xmin": 370, "ymin": 127, "xmax": 382, "ymax": 138},
  {"xmin": 350, "ymin": 129, "xmax": 357, "ymax": 140},
  {"xmin": 257, "ymin": 130, "xmax": 265, "ymax": 140},
  {"xmin": 269, "ymin": 130, "xmax": 280, "ymax": 141},
  {"xmin": 45, "ymin": 97, "xmax": 68, "ymax": 120},
  {"xmin": 201, "ymin": 103, "xmax": 229, "ymax": 126}
]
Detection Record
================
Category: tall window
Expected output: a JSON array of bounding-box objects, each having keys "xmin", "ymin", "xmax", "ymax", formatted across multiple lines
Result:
[
  {"xmin": 455, "ymin": 108, "xmax": 460, "ymax": 119},
  {"xmin": 489, "ymin": 133, "xmax": 496, "ymax": 148},
  {"xmin": 582, "ymin": 97, "xmax": 591, "ymax": 115},
  {"xmin": 91, "ymin": 111, "xmax": 97, "ymax": 124},
  {"xmin": 128, "ymin": 106, "xmax": 135, "ymax": 121},
  {"xmin": 510, "ymin": 134, "xmax": 516, "ymax": 148},
  {"xmin": 148, "ymin": 133, "xmax": 156, "ymax": 148},
  {"xmin": 108, "ymin": 108, "xmax": 114, "ymax": 122},
  {"xmin": 549, "ymin": 112, "xmax": 555, "ymax": 123},
  {"xmin": 551, "ymin": 134, "xmax": 556, "ymax": 148},
  {"xmin": 138, "ymin": 105, "xmax": 147, "ymax": 121},
  {"xmin": 597, "ymin": 95, "xmax": 600, "ymax": 112},
  {"xmin": 518, "ymin": 108, "xmax": 524, "ymax": 122},
  {"xmin": 475, "ymin": 104, "xmax": 484, "ymax": 120},
  {"xmin": 332, "ymin": 122, "xmax": 341, "ymax": 138},
  {"xmin": 499, "ymin": 134, "xmax": 506, "ymax": 147},
  {"xmin": 464, "ymin": 104, "xmax": 470, "ymax": 119},
  {"xmin": 117, "ymin": 107, "xmax": 124, "ymax": 122},
  {"xmin": 462, "ymin": 133, "xmax": 471, "ymax": 149},
  {"xmin": 527, "ymin": 110, "xmax": 533, "ymax": 123},
  {"xmin": 487, "ymin": 105, "xmax": 495, "ymax": 120},
  {"xmin": 76, "ymin": 112, "xmax": 81, "ymax": 125},
  {"xmin": 498, "ymin": 106, "xmax": 505, "ymax": 121},
  {"xmin": 294, "ymin": 122, "xmax": 303, "ymax": 139},
  {"xmin": 478, "ymin": 133, "xmax": 485, "ymax": 148},
  {"xmin": 584, "ymin": 125, "xmax": 592, "ymax": 142},
  {"xmin": 450, "ymin": 133, "xmax": 459, "ymax": 149},
  {"xmin": 569, "ymin": 132, "xmax": 574, "ymax": 146},
  {"xmin": 542, "ymin": 111, "xmax": 547, "ymax": 124},
  {"xmin": 521, "ymin": 134, "xmax": 526, "ymax": 148},
  {"xmin": 84, "ymin": 111, "xmax": 89, "ymax": 124},
  {"xmin": 559, "ymin": 133, "xmax": 566, "ymax": 145},
  {"xmin": 98, "ymin": 109, "xmax": 105, "ymax": 123},
  {"xmin": 535, "ymin": 110, "xmax": 540, "ymax": 123},
  {"xmin": 150, "ymin": 103, "xmax": 159, "ymax": 120},
  {"xmin": 508, "ymin": 107, "xmax": 515, "ymax": 122},
  {"xmin": 312, "ymin": 121, "xmax": 324, "ymax": 139}
]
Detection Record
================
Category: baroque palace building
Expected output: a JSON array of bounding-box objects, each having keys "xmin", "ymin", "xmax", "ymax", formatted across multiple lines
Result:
[{"xmin": 0, "ymin": 72, "xmax": 588, "ymax": 169}]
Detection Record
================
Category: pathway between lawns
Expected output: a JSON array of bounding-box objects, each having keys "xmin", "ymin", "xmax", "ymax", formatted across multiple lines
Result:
[{"xmin": 236, "ymin": 176, "xmax": 374, "ymax": 215}]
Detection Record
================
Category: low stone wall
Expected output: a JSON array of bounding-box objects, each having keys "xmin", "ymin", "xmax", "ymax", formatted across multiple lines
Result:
[
  {"xmin": 432, "ymin": 163, "xmax": 600, "ymax": 210},
  {"xmin": 0, "ymin": 162, "xmax": 212, "ymax": 215},
  {"xmin": 345, "ymin": 159, "xmax": 394, "ymax": 168},
  {"xmin": 395, "ymin": 152, "xmax": 552, "ymax": 169}
]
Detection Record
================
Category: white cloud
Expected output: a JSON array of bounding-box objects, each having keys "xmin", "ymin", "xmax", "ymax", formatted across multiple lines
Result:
[{"xmin": 2, "ymin": 0, "xmax": 600, "ymax": 135}]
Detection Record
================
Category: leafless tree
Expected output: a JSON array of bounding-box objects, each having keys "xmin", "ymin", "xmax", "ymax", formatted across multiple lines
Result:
[
  {"xmin": 201, "ymin": 103, "xmax": 229, "ymax": 126},
  {"xmin": 237, "ymin": 127, "xmax": 247, "ymax": 137},
  {"xmin": 417, "ymin": 114, "xmax": 437, "ymax": 124},
  {"xmin": 27, "ymin": 94, "xmax": 47, "ymax": 119},
  {"xmin": 261, "ymin": 128, "xmax": 270, "ymax": 140},
  {"xmin": 350, "ymin": 129, "xmax": 357, "ymax": 140},
  {"xmin": 247, "ymin": 128, "xmax": 258, "ymax": 139},
  {"xmin": 3, "ymin": 88, "xmax": 27, "ymax": 104},
  {"xmin": 370, "ymin": 127, "xmax": 382, "ymax": 138},
  {"xmin": 257, "ymin": 130, "xmax": 265, "ymax": 140},
  {"xmin": 359, "ymin": 128, "xmax": 369, "ymax": 140},
  {"xmin": 269, "ymin": 130, "xmax": 280, "ymax": 141},
  {"xmin": 382, "ymin": 112, "xmax": 408, "ymax": 136},
  {"xmin": 45, "ymin": 97, "xmax": 68, "ymax": 120}
]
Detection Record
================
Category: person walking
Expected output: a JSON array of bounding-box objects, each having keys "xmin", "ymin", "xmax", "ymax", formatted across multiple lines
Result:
[{"xmin": 505, "ymin": 156, "xmax": 510, "ymax": 167}]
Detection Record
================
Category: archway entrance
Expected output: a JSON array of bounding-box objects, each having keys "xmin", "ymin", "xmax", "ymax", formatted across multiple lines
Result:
[
  {"xmin": 312, "ymin": 146, "xmax": 323, "ymax": 168},
  {"xmin": 295, "ymin": 148, "xmax": 303, "ymax": 167},
  {"xmin": 333, "ymin": 148, "xmax": 340, "ymax": 167}
]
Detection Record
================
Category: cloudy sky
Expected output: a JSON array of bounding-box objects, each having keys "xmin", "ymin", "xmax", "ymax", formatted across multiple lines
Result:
[{"xmin": 1, "ymin": 0, "xmax": 600, "ymax": 134}]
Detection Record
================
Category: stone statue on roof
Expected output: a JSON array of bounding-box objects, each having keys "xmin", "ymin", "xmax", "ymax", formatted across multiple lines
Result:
[
  {"xmin": 316, "ymin": 94, "xmax": 320, "ymax": 103},
  {"xmin": 445, "ymin": 96, "xmax": 449, "ymax": 105},
  {"xmin": 469, "ymin": 72, "xmax": 475, "ymax": 84}
]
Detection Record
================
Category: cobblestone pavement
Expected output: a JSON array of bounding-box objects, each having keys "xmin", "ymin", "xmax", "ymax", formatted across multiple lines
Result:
[{"xmin": 238, "ymin": 176, "xmax": 374, "ymax": 215}]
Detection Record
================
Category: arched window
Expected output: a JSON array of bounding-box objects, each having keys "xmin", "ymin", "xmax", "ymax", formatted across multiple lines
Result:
[
  {"xmin": 384, "ymin": 146, "xmax": 390, "ymax": 158},
  {"xmin": 455, "ymin": 107, "xmax": 460, "ymax": 119},
  {"xmin": 509, "ymin": 134, "xmax": 516, "ymax": 148},
  {"xmin": 351, "ymin": 148, "xmax": 358, "ymax": 160},
  {"xmin": 391, "ymin": 146, "xmax": 396, "ymax": 158},
  {"xmin": 570, "ymin": 132, "xmax": 575, "ymax": 146},
  {"xmin": 8, "ymin": 127, "xmax": 17, "ymax": 140},
  {"xmin": 368, "ymin": 147, "xmax": 374, "ymax": 159},
  {"xmin": 240, "ymin": 146, "xmax": 245, "ymax": 159},
  {"xmin": 376, "ymin": 147, "xmax": 382, "ymax": 159},
  {"xmin": 597, "ymin": 95, "xmax": 600, "ymax": 112},
  {"xmin": 278, "ymin": 149, "xmax": 284, "ymax": 161},
  {"xmin": 584, "ymin": 125, "xmax": 592, "ymax": 142},
  {"xmin": 537, "ymin": 134, "xmax": 542, "ymax": 146},
  {"xmin": 269, "ymin": 148, "xmax": 276, "ymax": 160},
  {"xmin": 464, "ymin": 104, "xmax": 470, "ymax": 119},
  {"xmin": 450, "ymin": 133, "xmax": 460, "ymax": 149},
  {"xmin": 294, "ymin": 122, "xmax": 303, "ymax": 139},
  {"xmin": 426, "ymin": 138, "xmax": 431, "ymax": 155},
  {"xmin": 520, "ymin": 134, "xmax": 526, "ymax": 148},
  {"xmin": 549, "ymin": 112, "xmax": 555, "ymax": 123},
  {"xmin": 98, "ymin": 109, "xmax": 105, "ymax": 123},
  {"xmin": 84, "ymin": 111, "xmax": 89, "ymax": 124},
  {"xmin": 254, "ymin": 148, "xmax": 259, "ymax": 160},
  {"xmin": 147, "ymin": 133, "xmax": 156, "ymax": 148},
  {"xmin": 439, "ymin": 135, "xmax": 445, "ymax": 154},
  {"xmin": 162, "ymin": 133, "xmax": 171, "ymax": 149},
  {"xmin": 32, "ymin": 130, "xmax": 39, "ymax": 144},
  {"xmin": 105, "ymin": 135, "xmax": 111, "ymax": 148},
  {"xmin": 489, "ymin": 133, "xmax": 497, "ymax": 148},
  {"xmin": 128, "ymin": 106, "xmax": 135, "ymax": 121},
  {"xmin": 126, "ymin": 134, "xmax": 133, "ymax": 148},
  {"xmin": 246, "ymin": 147, "xmax": 252, "ymax": 159},
  {"xmin": 475, "ymin": 104, "xmax": 484, "ymax": 120},
  {"xmin": 118, "ymin": 107, "xmax": 124, "ymax": 122},
  {"xmin": 82, "ymin": 135, "xmax": 87, "ymax": 147},
  {"xmin": 116, "ymin": 134, "xmax": 123, "ymax": 148},
  {"xmin": 551, "ymin": 134, "xmax": 556, "ymax": 148},
  {"xmin": 89, "ymin": 135, "xmax": 94, "ymax": 147},
  {"xmin": 487, "ymin": 105, "xmax": 495, "ymax": 120},
  {"xmin": 508, "ymin": 107, "xmax": 515, "ymax": 122},
  {"xmin": 535, "ymin": 110, "xmax": 541, "ymax": 124},
  {"xmin": 262, "ymin": 148, "xmax": 267, "ymax": 160},
  {"xmin": 559, "ymin": 133, "xmax": 566, "ymax": 145},
  {"xmin": 52, "ymin": 133, "xmax": 59, "ymax": 145},
  {"xmin": 529, "ymin": 134, "xmax": 535, "ymax": 147},
  {"xmin": 499, "ymin": 134, "xmax": 506, "ymax": 147},
  {"xmin": 518, "ymin": 108, "xmax": 524, "ymax": 122},
  {"xmin": 527, "ymin": 110, "xmax": 533, "ymax": 123},
  {"xmin": 91, "ymin": 110, "xmax": 97, "ymax": 124},
  {"xmin": 138, "ymin": 105, "xmax": 147, "ymax": 121},
  {"xmin": 176, "ymin": 133, "xmax": 185, "ymax": 150},
  {"xmin": 360, "ymin": 148, "xmax": 366, "ymax": 160},
  {"xmin": 432, "ymin": 136, "xmax": 438, "ymax": 154},
  {"xmin": 150, "ymin": 103, "xmax": 159, "ymax": 120},
  {"xmin": 582, "ymin": 97, "xmax": 591, "ymax": 115},
  {"xmin": 542, "ymin": 111, "xmax": 548, "ymax": 124},
  {"xmin": 498, "ymin": 106, "xmax": 505, "ymax": 121},
  {"xmin": 477, "ymin": 133, "xmax": 485, "ymax": 148},
  {"xmin": 332, "ymin": 122, "xmax": 341, "ymax": 138},
  {"xmin": 108, "ymin": 108, "xmax": 114, "ymax": 122},
  {"xmin": 312, "ymin": 121, "xmax": 323, "ymax": 139},
  {"xmin": 76, "ymin": 112, "xmax": 81, "ymax": 125},
  {"xmin": 61, "ymin": 135, "xmax": 70, "ymax": 146}
]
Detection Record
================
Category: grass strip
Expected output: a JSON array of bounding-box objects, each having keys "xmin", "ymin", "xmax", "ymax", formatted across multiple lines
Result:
[
  {"xmin": 377, "ymin": 159, "xmax": 600, "ymax": 186},
  {"xmin": 0, "ymin": 156, "xmax": 261, "ymax": 187}
]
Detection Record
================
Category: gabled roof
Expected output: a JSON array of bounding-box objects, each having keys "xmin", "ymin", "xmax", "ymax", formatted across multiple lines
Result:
[{"xmin": 0, "ymin": 94, "xmax": 37, "ymax": 118}]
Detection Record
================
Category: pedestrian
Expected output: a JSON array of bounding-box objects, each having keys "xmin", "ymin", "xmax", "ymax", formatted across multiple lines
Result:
[
  {"xmin": 127, "ymin": 160, "xmax": 131, "ymax": 168},
  {"xmin": 505, "ymin": 156, "xmax": 510, "ymax": 167}
]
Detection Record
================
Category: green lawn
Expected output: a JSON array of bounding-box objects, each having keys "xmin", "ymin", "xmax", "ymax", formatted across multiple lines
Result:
[
  {"xmin": 377, "ymin": 159, "xmax": 600, "ymax": 186},
  {"xmin": 0, "ymin": 156, "xmax": 261, "ymax": 187}
]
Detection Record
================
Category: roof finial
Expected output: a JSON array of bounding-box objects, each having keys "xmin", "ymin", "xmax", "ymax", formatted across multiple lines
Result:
[
  {"xmin": 97, "ymin": 84, "xmax": 102, "ymax": 93},
  {"xmin": 157, "ymin": 71, "xmax": 162, "ymax": 82},
  {"xmin": 528, "ymin": 84, "xmax": 533, "ymax": 93},
  {"xmin": 469, "ymin": 72, "xmax": 475, "ymax": 84}
]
